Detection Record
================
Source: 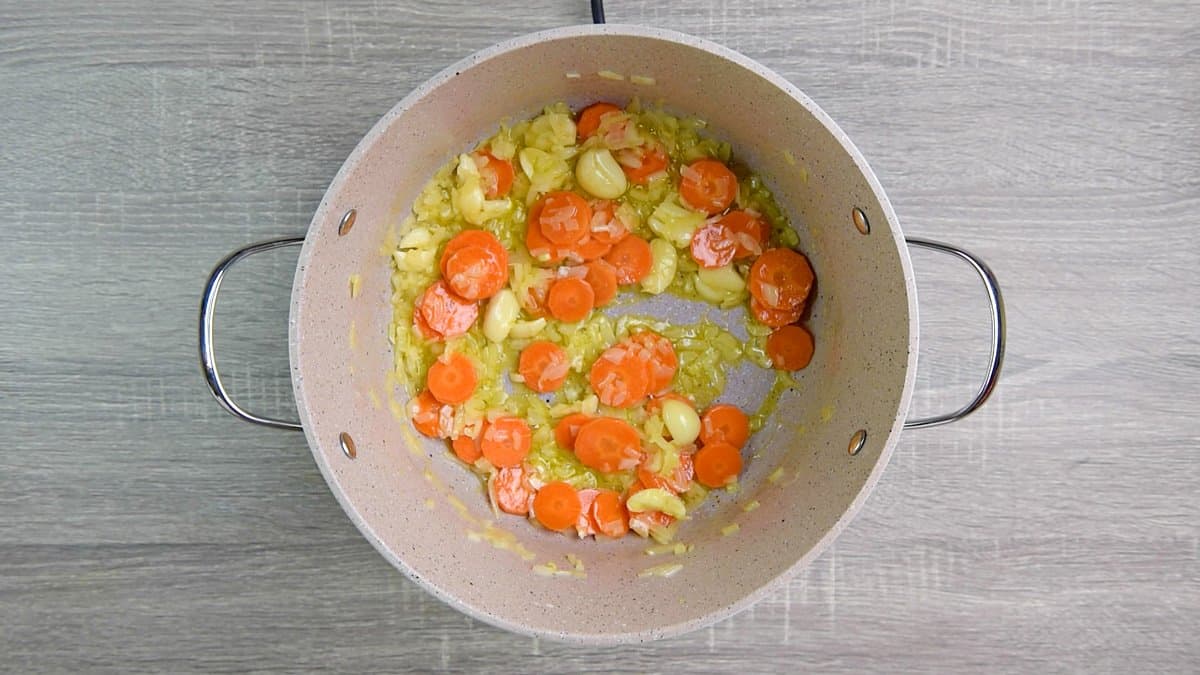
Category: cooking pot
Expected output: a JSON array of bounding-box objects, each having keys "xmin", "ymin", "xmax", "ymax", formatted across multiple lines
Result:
[{"xmin": 198, "ymin": 24, "xmax": 1004, "ymax": 643}]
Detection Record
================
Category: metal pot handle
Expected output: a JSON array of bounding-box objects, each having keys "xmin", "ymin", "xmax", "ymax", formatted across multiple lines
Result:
[
  {"xmin": 199, "ymin": 237, "xmax": 305, "ymax": 430},
  {"xmin": 903, "ymin": 237, "xmax": 1006, "ymax": 429}
]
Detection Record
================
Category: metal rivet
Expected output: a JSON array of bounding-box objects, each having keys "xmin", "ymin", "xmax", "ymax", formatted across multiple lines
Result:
[
  {"xmin": 848, "ymin": 429, "xmax": 867, "ymax": 456},
  {"xmin": 338, "ymin": 209, "xmax": 357, "ymax": 236},
  {"xmin": 852, "ymin": 207, "xmax": 870, "ymax": 235},
  {"xmin": 339, "ymin": 432, "xmax": 357, "ymax": 459}
]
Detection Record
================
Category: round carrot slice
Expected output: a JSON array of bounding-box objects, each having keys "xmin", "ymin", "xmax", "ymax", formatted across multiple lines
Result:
[
  {"xmin": 524, "ymin": 199, "xmax": 569, "ymax": 265},
  {"xmin": 588, "ymin": 200, "xmax": 630, "ymax": 245},
  {"xmin": 537, "ymin": 191, "xmax": 593, "ymax": 245},
  {"xmin": 637, "ymin": 452, "xmax": 694, "ymax": 494},
  {"xmin": 518, "ymin": 340, "xmax": 570, "ymax": 393},
  {"xmin": 490, "ymin": 465, "xmax": 533, "ymax": 516},
  {"xmin": 450, "ymin": 434, "xmax": 481, "ymax": 463},
  {"xmin": 749, "ymin": 295, "xmax": 805, "ymax": 328},
  {"xmin": 603, "ymin": 235, "xmax": 653, "ymax": 285},
  {"xmin": 700, "ymin": 404, "xmax": 750, "ymax": 449},
  {"xmin": 409, "ymin": 390, "xmax": 443, "ymax": 438},
  {"xmin": 583, "ymin": 259, "xmax": 619, "ymax": 307},
  {"xmin": 480, "ymin": 416, "xmax": 532, "ymax": 468},
  {"xmin": 693, "ymin": 441, "xmax": 743, "ymax": 488},
  {"xmin": 417, "ymin": 280, "xmax": 478, "ymax": 338},
  {"xmin": 748, "ymin": 248, "xmax": 814, "ymax": 310},
  {"xmin": 628, "ymin": 507, "xmax": 674, "ymax": 539},
  {"xmin": 442, "ymin": 246, "xmax": 508, "ymax": 301},
  {"xmin": 440, "ymin": 229, "xmax": 508, "ymax": 279},
  {"xmin": 576, "ymin": 102, "xmax": 622, "ymax": 140},
  {"xmin": 554, "ymin": 413, "xmax": 593, "ymax": 451},
  {"xmin": 617, "ymin": 143, "xmax": 670, "ymax": 185},
  {"xmin": 546, "ymin": 276, "xmax": 595, "ymax": 323},
  {"xmin": 426, "ymin": 351, "xmax": 478, "ymax": 404},
  {"xmin": 591, "ymin": 489, "xmax": 629, "ymax": 538},
  {"xmin": 569, "ymin": 234, "xmax": 613, "ymax": 262},
  {"xmin": 679, "ymin": 159, "xmax": 738, "ymax": 215},
  {"xmin": 589, "ymin": 346, "xmax": 649, "ymax": 408},
  {"xmin": 719, "ymin": 210, "xmax": 768, "ymax": 259},
  {"xmin": 412, "ymin": 307, "xmax": 442, "ymax": 341},
  {"xmin": 574, "ymin": 417, "xmax": 643, "ymax": 473},
  {"xmin": 533, "ymin": 481, "xmax": 582, "ymax": 532},
  {"xmin": 475, "ymin": 150, "xmax": 514, "ymax": 199},
  {"xmin": 766, "ymin": 324, "xmax": 814, "ymax": 371},
  {"xmin": 629, "ymin": 331, "xmax": 677, "ymax": 395},
  {"xmin": 689, "ymin": 220, "xmax": 738, "ymax": 269}
]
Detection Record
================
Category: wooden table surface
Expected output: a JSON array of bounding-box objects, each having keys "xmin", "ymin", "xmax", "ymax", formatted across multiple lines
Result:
[{"xmin": 2, "ymin": 1, "xmax": 1197, "ymax": 671}]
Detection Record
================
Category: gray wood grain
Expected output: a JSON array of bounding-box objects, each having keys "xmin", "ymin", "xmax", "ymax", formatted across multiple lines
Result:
[{"xmin": 1, "ymin": 0, "xmax": 1197, "ymax": 672}]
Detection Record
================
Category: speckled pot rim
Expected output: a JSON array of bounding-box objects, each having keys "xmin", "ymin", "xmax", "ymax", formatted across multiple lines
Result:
[{"xmin": 289, "ymin": 23, "xmax": 918, "ymax": 645}]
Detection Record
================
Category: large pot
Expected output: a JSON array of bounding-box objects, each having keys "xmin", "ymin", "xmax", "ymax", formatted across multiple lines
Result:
[{"xmin": 199, "ymin": 24, "xmax": 1004, "ymax": 643}]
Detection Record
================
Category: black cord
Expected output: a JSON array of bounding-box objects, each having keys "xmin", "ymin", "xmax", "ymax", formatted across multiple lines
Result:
[{"xmin": 591, "ymin": 0, "xmax": 605, "ymax": 23}]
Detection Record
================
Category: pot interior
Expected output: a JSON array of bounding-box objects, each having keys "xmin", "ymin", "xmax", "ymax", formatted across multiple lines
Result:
[{"xmin": 289, "ymin": 25, "xmax": 916, "ymax": 642}]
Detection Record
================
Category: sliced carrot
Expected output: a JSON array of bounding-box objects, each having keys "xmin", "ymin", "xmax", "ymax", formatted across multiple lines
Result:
[
  {"xmin": 480, "ymin": 416, "xmax": 533, "ymax": 468},
  {"xmin": 546, "ymin": 276, "xmax": 595, "ymax": 323},
  {"xmin": 412, "ymin": 307, "xmax": 442, "ymax": 341},
  {"xmin": 474, "ymin": 150, "xmax": 514, "ymax": 199},
  {"xmin": 689, "ymin": 220, "xmax": 738, "ymax": 269},
  {"xmin": 568, "ymin": 234, "xmax": 613, "ymax": 262},
  {"xmin": 587, "ymin": 200, "xmax": 630, "ymax": 245},
  {"xmin": 679, "ymin": 159, "xmax": 738, "ymax": 215},
  {"xmin": 582, "ymin": 259, "xmax": 619, "ymax": 307},
  {"xmin": 637, "ymin": 452, "xmax": 694, "ymax": 494},
  {"xmin": 588, "ymin": 346, "xmax": 649, "ymax": 408},
  {"xmin": 532, "ymin": 481, "xmax": 582, "ymax": 532},
  {"xmin": 629, "ymin": 331, "xmax": 678, "ymax": 395},
  {"xmin": 409, "ymin": 389, "xmax": 444, "ymax": 438},
  {"xmin": 426, "ymin": 351, "xmax": 478, "ymax": 404},
  {"xmin": 627, "ymin": 505, "xmax": 674, "ymax": 539},
  {"xmin": 575, "ymin": 488, "xmax": 601, "ymax": 537},
  {"xmin": 603, "ymin": 235, "xmax": 654, "ymax": 285},
  {"xmin": 518, "ymin": 340, "xmax": 570, "ymax": 393},
  {"xmin": 443, "ymin": 246, "xmax": 508, "ymax": 301},
  {"xmin": 766, "ymin": 324, "xmax": 814, "ymax": 371},
  {"xmin": 554, "ymin": 413, "xmax": 593, "ymax": 451},
  {"xmin": 451, "ymin": 433, "xmax": 482, "ymax": 463},
  {"xmin": 417, "ymin": 280, "xmax": 479, "ymax": 338},
  {"xmin": 524, "ymin": 206, "xmax": 569, "ymax": 265},
  {"xmin": 576, "ymin": 102, "xmax": 622, "ymax": 140},
  {"xmin": 573, "ymin": 417, "xmax": 643, "ymax": 473},
  {"xmin": 517, "ymin": 268, "xmax": 553, "ymax": 316},
  {"xmin": 440, "ymin": 229, "xmax": 508, "ymax": 279},
  {"xmin": 693, "ymin": 441, "xmax": 743, "ymax": 488},
  {"xmin": 617, "ymin": 143, "xmax": 670, "ymax": 185},
  {"xmin": 749, "ymin": 295, "xmax": 805, "ymax": 328},
  {"xmin": 719, "ymin": 210, "xmax": 768, "ymax": 259},
  {"xmin": 748, "ymin": 248, "xmax": 814, "ymax": 310},
  {"xmin": 591, "ymin": 489, "xmax": 629, "ymax": 538},
  {"xmin": 536, "ymin": 191, "xmax": 593, "ymax": 245},
  {"xmin": 700, "ymin": 404, "xmax": 750, "ymax": 449},
  {"xmin": 490, "ymin": 465, "xmax": 533, "ymax": 516}
]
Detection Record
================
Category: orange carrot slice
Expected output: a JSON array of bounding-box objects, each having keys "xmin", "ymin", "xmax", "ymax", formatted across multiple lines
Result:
[
  {"xmin": 603, "ymin": 235, "xmax": 653, "ymax": 285},
  {"xmin": 748, "ymin": 248, "xmax": 814, "ymax": 310},
  {"xmin": 719, "ymin": 210, "xmax": 768, "ymax": 259},
  {"xmin": 699, "ymin": 404, "xmax": 750, "ymax": 449},
  {"xmin": 637, "ymin": 452, "xmax": 694, "ymax": 494},
  {"xmin": 587, "ymin": 199, "xmax": 630, "ymax": 245},
  {"xmin": 766, "ymin": 324, "xmax": 814, "ymax": 371},
  {"xmin": 440, "ymin": 229, "xmax": 508, "ymax": 279},
  {"xmin": 480, "ymin": 416, "xmax": 532, "ymax": 468},
  {"xmin": 443, "ymin": 246, "xmax": 508, "ymax": 301},
  {"xmin": 533, "ymin": 481, "xmax": 582, "ymax": 532},
  {"xmin": 582, "ymin": 259, "xmax": 619, "ymax": 307},
  {"xmin": 591, "ymin": 489, "xmax": 629, "ymax": 538},
  {"xmin": 588, "ymin": 345, "xmax": 649, "ymax": 408},
  {"xmin": 536, "ymin": 191, "xmax": 593, "ymax": 246},
  {"xmin": 576, "ymin": 102, "xmax": 622, "ymax": 140},
  {"xmin": 451, "ymin": 433, "xmax": 482, "ymax": 463},
  {"xmin": 409, "ymin": 389, "xmax": 444, "ymax": 438},
  {"xmin": 426, "ymin": 351, "xmax": 478, "ymax": 404},
  {"xmin": 546, "ymin": 276, "xmax": 595, "ymax": 323},
  {"xmin": 679, "ymin": 158, "xmax": 738, "ymax": 215},
  {"xmin": 617, "ymin": 142, "xmax": 670, "ymax": 185},
  {"xmin": 489, "ymin": 465, "xmax": 533, "ymax": 515},
  {"xmin": 693, "ymin": 441, "xmax": 743, "ymax": 488},
  {"xmin": 518, "ymin": 340, "xmax": 570, "ymax": 393},
  {"xmin": 573, "ymin": 417, "xmax": 643, "ymax": 473},
  {"xmin": 474, "ymin": 150, "xmax": 514, "ymax": 199},
  {"xmin": 417, "ymin": 280, "xmax": 479, "ymax": 338},
  {"xmin": 749, "ymin": 295, "xmax": 805, "ymax": 328},
  {"xmin": 554, "ymin": 413, "xmax": 593, "ymax": 451},
  {"xmin": 628, "ymin": 331, "xmax": 677, "ymax": 395},
  {"xmin": 689, "ymin": 220, "xmax": 738, "ymax": 269}
]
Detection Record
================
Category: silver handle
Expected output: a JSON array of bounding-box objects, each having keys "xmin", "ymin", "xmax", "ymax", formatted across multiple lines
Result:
[
  {"xmin": 903, "ymin": 237, "xmax": 1006, "ymax": 429},
  {"xmin": 199, "ymin": 237, "xmax": 305, "ymax": 430}
]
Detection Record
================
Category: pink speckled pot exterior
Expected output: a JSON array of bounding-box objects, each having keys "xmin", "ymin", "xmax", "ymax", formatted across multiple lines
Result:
[{"xmin": 289, "ymin": 25, "xmax": 917, "ymax": 643}]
